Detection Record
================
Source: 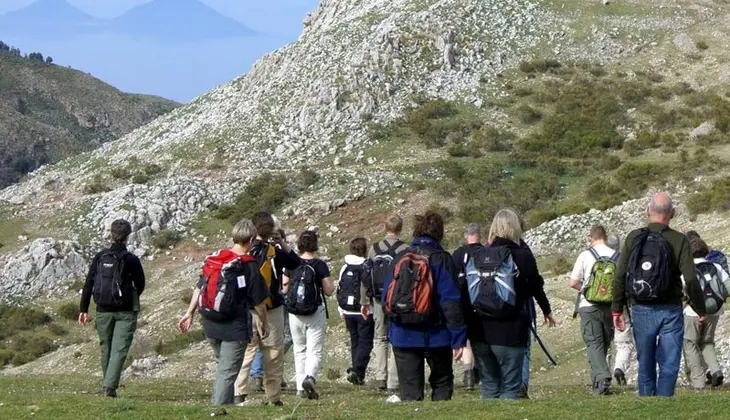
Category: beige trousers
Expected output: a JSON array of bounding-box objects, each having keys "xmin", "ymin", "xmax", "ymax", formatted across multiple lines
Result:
[{"xmin": 683, "ymin": 314, "xmax": 721, "ymax": 389}]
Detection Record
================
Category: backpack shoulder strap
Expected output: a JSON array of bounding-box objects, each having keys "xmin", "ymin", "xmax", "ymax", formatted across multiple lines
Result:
[
  {"xmin": 609, "ymin": 251, "xmax": 619, "ymax": 262},
  {"xmin": 587, "ymin": 247, "xmax": 600, "ymax": 261}
]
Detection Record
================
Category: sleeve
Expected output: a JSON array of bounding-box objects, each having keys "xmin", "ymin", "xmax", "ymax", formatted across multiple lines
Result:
[
  {"xmin": 612, "ymin": 234, "xmax": 630, "ymax": 313},
  {"xmin": 79, "ymin": 253, "xmax": 99, "ymax": 313},
  {"xmin": 319, "ymin": 260, "xmax": 331, "ymax": 278},
  {"xmin": 275, "ymin": 247, "xmax": 301, "ymax": 271},
  {"xmin": 523, "ymin": 251, "xmax": 551, "ymax": 316},
  {"xmin": 681, "ymin": 238, "xmax": 706, "ymax": 316},
  {"xmin": 451, "ymin": 247, "xmax": 465, "ymax": 275},
  {"xmin": 570, "ymin": 252, "xmax": 585, "ymax": 284},
  {"xmin": 128, "ymin": 255, "xmax": 146, "ymax": 296},
  {"xmin": 435, "ymin": 253, "xmax": 467, "ymax": 349},
  {"xmin": 245, "ymin": 262, "xmax": 270, "ymax": 307}
]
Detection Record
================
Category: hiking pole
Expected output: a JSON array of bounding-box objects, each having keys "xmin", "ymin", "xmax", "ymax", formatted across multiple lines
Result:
[{"xmin": 530, "ymin": 324, "xmax": 558, "ymax": 366}]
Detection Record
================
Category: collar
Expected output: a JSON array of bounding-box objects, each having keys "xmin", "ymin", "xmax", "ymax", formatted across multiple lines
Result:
[
  {"xmin": 344, "ymin": 254, "xmax": 366, "ymax": 265},
  {"xmin": 110, "ymin": 243, "xmax": 128, "ymax": 252},
  {"xmin": 411, "ymin": 236, "xmax": 443, "ymax": 250},
  {"xmin": 490, "ymin": 237, "xmax": 519, "ymax": 248}
]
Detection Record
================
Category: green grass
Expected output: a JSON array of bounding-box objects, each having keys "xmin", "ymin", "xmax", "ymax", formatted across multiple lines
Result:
[{"xmin": 2, "ymin": 376, "xmax": 730, "ymax": 419}]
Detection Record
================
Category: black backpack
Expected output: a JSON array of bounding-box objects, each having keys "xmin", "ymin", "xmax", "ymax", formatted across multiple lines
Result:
[
  {"xmin": 337, "ymin": 263, "xmax": 369, "ymax": 312},
  {"xmin": 371, "ymin": 240, "xmax": 405, "ymax": 301},
  {"xmin": 695, "ymin": 261, "xmax": 729, "ymax": 315},
  {"xmin": 92, "ymin": 249, "xmax": 132, "ymax": 308},
  {"xmin": 626, "ymin": 227, "xmax": 672, "ymax": 301},
  {"xmin": 285, "ymin": 262, "xmax": 324, "ymax": 316}
]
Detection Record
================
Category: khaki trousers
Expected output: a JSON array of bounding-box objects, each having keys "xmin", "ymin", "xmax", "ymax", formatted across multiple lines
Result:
[
  {"xmin": 373, "ymin": 301, "xmax": 399, "ymax": 388},
  {"xmin": 683, "ymin": 315, "xmax": 721, "ymax": 389}
]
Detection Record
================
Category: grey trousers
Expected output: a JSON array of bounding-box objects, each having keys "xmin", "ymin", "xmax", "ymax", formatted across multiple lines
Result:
[
  {"xmin": 579, "ymin": 305, "xmax": 614, "ymax": 384},
  {"xmin": 208, "ymin": 339, "xmax": 246, "ymax": 405},
  {"xmin": 683, "ymin": 315, "xmax": 721, "ymax": 389},
  {"xmin": 373, "ymin": 301, "xmax": 399, "ymax": 388}
]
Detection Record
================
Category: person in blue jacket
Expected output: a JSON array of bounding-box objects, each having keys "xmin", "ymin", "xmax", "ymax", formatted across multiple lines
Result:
[{"xmin": 381, "ymin": 210, "xmax": 467, "ymax": 403}]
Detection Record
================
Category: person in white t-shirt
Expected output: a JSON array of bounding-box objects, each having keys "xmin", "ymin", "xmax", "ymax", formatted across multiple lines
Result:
[
  {"xmin": 606, "ymin": 234, "xmax": 633, "ymax": 387},
  {"xmin": 569, "ymin": 226, "xmax": 618, "ymax": 395},
  {"xmin": 682, "ymin": 235, "xmax": 730, "ymax": 390}
]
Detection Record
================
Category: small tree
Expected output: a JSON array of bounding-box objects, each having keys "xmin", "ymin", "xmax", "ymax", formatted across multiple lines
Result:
[{"xmin": 45, "ymin": 56, "xmax": 53, "ymax": 64}]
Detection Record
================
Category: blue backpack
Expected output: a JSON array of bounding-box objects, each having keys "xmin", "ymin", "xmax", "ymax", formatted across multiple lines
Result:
[
  {"xmin": 463, "ymin": 246, "xmax": 519, "ymax": 318},
  {"xmin": 707, "ymin": 250, "xmax": 729, "ymax": 274}
]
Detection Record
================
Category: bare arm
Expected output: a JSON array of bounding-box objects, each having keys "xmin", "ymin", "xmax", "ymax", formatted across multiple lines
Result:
[
  {"xmin": 321, "ymin": 276, "xmax": 335, "ymax": 297},
  {"xmin": 185, "ymin": 288, "xmax": 200, "ymax": 316},
  {"xmin": 178, "ymin": 288, "xmax": 200, "ymax": 333},
  {"xmin": 281, "ymin": 274, "xmax": 291, "ymax": 295}
]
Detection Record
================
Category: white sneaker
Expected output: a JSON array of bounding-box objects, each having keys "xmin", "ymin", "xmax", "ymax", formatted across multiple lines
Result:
[{"xmin": 386, "ymin": 394, "xmax": 402, "ymax": 404}]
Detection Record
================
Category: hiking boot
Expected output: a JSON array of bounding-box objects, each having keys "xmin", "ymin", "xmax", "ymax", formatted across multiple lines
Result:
[
  {"xmin": 104, "ymin": 387, "xmax": 117, "ymax": 398},
  {"xmin": 706, "ymin": 371, "xmax": 713, "ymax": 386},
  {"xmin": 596, "ymin": 379, "xmax": 611, "ymax": 396},
  {"xmin": 518, "ymin": 383, "xmax": 529, "ymax": 399},
  {"xmin": 712, "ymin": 371, "xmax": 724, "ymax": 388},
  {"xmin": 268, "ymin": 400, "xmax": 284, "ymax": 407},
  {"xmin": 302, "ymin": 376, "xmax": 319, "ymax": 400},
  {"xmin": 252, "ymin": 376, "xmax": 264, "ymax": 393},
  {"xmin": 280, "ymin": 379, "xmax": 288, "ymax": 389},
  {"xmin": 296, "ymin": 390, "xmax": 308, "ymax": 399},
  {"xmin": 463, "ymin": 369, "xmax": 475, "ymax": 391},
  {"xmin": 347, "ymin": 370, "xmax": 364, "ymax": 385},
  {"xmin": 233, "ymin": 395, "xmax": 246, "ymax": 405},
  {"xmin": 473, "ymin": 367, "xmax": 480, "ymax": 386},
  {"xmin": 614, "ymin": 368, "xmax": 627, "ymax": 386}
]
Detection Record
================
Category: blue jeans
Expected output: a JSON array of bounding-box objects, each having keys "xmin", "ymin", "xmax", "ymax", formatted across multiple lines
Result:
[
  {"xmin": 472, "ymin": 341, "xmax": 525, "ymax": 399},
  {"xmin": 631, "ymin": 304, "xmax": 684, "ymax": 397},
  {"xmin": 522, "ymin": 332, "xmax": 531, "ymax": 388},
  {"xmin": 251, "ymin": 347, "xmax": 264, "ymax": 378}
]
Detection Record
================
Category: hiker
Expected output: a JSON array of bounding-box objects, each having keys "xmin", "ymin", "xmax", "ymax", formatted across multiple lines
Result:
[
  {"xmin": 234, "ymin": 212, "xmax": 301, "ymax": 406},
  {"xmin": 452, "ymin": 222, "xmax": 485, "ymax": 391},
  {"xmin": 337, "ymin": 237, "xmax": 375, "ymax": 386},
  {"xmin": 569, "ymin": 226, "xmax": 618, "ymax": 395},
  {"xmin": 361, "ymin": 215, "xmax": 409, "ymax": 394},
  {"xmin": 606, "ymin": 234, "xmax": 633, "ymax": 386},
  {"xmin": 282, "ymin": 230, "xmax": 334, "ymax": 400},
  {"xmin": 382, "ymin": 210, "xmax": 466, "ymax": 403},
  {"xmin": 686, "ymin": 230, "xmax": 729, "ymax": 274},
  {"xmin": 78, "ymin": 219, "xmax": 146, "ymax": 398},
  {"xmin": 465, "ymin": 208, "xmax": 556, "ymax": 400},
  {"xmin": 683, "ymin": 234, "xmax": 730, "ymax": 389},
  {"xmin": 612, "ymin": 193, "xmax": 706, "ymax": 397},
  {"xmin": 177, "ymin": 219, "xmax": 270, "ymax": 407}
]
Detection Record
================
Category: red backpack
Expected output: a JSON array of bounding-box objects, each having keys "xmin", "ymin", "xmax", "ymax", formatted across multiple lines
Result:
[
  {"xmin": 384, "ymin": 248, "xmax": 435, "ymax": 326},
  {"xmin": 198, "ymin": 249, "xmax": 255, "ymax": 321}
]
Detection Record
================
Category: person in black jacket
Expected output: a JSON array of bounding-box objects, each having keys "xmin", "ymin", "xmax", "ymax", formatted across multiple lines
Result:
[
  {"xmin": 466, "ymin": 209, "xmax": 555, "ymax": 399},
  {"xmin": 78, "ymin": 219, "xmax": 146, "ymax": 398}
]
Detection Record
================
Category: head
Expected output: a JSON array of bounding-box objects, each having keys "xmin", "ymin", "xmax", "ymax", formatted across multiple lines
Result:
[
  {"xmin": 252, "ymin": 211, "xmax": 275, "ymax": 240},
  {"xmin": 413, "ymin": 211, "xmax": 444, "ymax": 243},
  {"xmin": 607, "ymin": 234, "xmax": 620, "ymax": 251},
  {"xmin": 385, "ymin": 215, "xmax": 403, "ymax": 236},
  {"xmin": 297, "ymin": 230, "xmax": 319, "ymax": 254},
  {"xmin": 647, "ymin": 193, "xmax": 675, "ymax": 225},
  {"xmin": 689, "ymin": 235, "xmax": 710, "ymax": 259},
  {"xmin": 349, "ymin": 237, "xmax": 368, "ymax": 258},
  {"xmin": 232, "ymin": 218, "xmax": 257, "ymax": 248},
  {"xmin": 589, "ymin": 225, "xmax": 607, "ymax": 246},
  {"xmin": 488, "ymin": 208, "xmax": 522, "ymax": 244},
  {"xmin": 110, "ymin": 219, "xmax": 132, "ymax": 244},
  {"xmin": 464, "ymin": 223, "xmax": 482, "ymax": 245},
  {"xmin": 685, "ymin": 230, "xmax": 701, "ymax": 241}
]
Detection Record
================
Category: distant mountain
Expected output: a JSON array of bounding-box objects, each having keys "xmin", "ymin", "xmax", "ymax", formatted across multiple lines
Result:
[
  {"xmin": 0, "ymin": 46, "xmax": 179, "ymax": 188},
  {"xmin": 0, "ymin": 0, "xmax": 100, "ymax": 37},
  {"xmin": 109, "ymin": 0, "xmax": 257, "ymax": 40}
]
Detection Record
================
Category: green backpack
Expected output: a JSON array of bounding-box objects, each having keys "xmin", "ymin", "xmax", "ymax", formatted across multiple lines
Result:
[{"xmin": 583, "ymin": 248, "xmax": 618, "ymax": 304}]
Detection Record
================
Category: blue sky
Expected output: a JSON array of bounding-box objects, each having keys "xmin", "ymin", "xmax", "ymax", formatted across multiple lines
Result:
[{"xmin": 0, "ymin": 0, "xmax": 319, "ymax": 102}]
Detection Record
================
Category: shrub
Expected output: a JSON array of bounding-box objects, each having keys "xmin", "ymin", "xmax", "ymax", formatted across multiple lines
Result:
[
  {"xmin": 48, "ymin": 323, "xmax": 67, "ymax": 336},
  {"xmin": 152, "ymin": 229, "xmax": 182, "ymax": 249},
  {"xmin": 155, "ymin": 329, "xmax": 206, "ymax": 356},
  {"xmin": 298, "ymin": 168, "xmax": 320, "ymax": 187},
  {"xmin": 110, "ymin": 167, "xmax": 131, "ymax": 180},
  {"xmin": 516, "ymin": 104, "xmax": 543, "ymax": 124},
  {"xmin": 143, "ymin": 164, "xmax": 163, "ymax": 176},
  {"xmin": 685, "ymin": 177, "xmax": 730, "ymax": 215},
  {"xmin": 180, "ymin": 288, "xmax": 194, "ymax": 304},
  {"xmin": 57, "ymin": 302, "xmax": 80, "ymax": 321},
  {"xmin": 131, "ymin": 173, "xmax": 149, "ymax": 184},
  {"xmin": 549, "ymin": 255, "xmax": 573, "ymax": 275},
  {"xmin": 0, "ymin": 349, "xmax": 12, "ymax": 367},
  {"xmin": 0, "ymin": 304, "xmax": 50, "ymax": 335},
  {"xmin": 696, "ymin": 40, "xmax": 709, "ymax": 51},
  {"xmin": 83, "ymin": 175, "xmax": 110, "ymax": 195},
  {"xmin": 215, "ymin": 173, "xmax": 292, "ymax": 223},
  {"xmin": 69, "ymin": 278, "xmax": 85, "ymax": 291},
  {"xmin": 519, "ymin": 59, "xmax": 561, "ymax": 74}
]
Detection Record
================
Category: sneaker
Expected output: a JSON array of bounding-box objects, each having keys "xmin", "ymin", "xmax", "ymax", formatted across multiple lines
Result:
[
  {"xmin": 386, "ymin": 394, "xmax": 402, "ymax": 404},
  {"xmin": 375, "ymin": 379, "xmax": 387, "ymax": 391},
  {"xmin": 104, "ymin": 387, "xmax": 117, "ymax": 398},
  {"xmin": 518, "ymin": 383, "xmax": 529, "ymax": 399},
  {"xmin": 268, "ymin": 400, "xmax": 284, "ymax": 407},
  {"xmin": 463, "ymin": 369, "xmax": 475, "ymax": 391},
  {"xmin": 712, "ymin": 371, "xmax": 724, "ymax": 388},
  {"xmin": 233, "ymin": 395, "xmax": 246, "ymax": 405},
  {"xmin": 614, "ymin": 368, "xmax": 627, "ymax": 386},
  {"xmin": 252, "ymin": 376, "xmax": 264, "ymax": 393},
  {"xmin": 347, "ymin": 370, "xmax": 364, "ymax": 385},
  {"xmin": 280, "ymin": 379, "xmax": 288, "ymax": 389},
  {"xmin": 296, "ymin": 390, "xmax": 308, "ymax": 399},
  {"xmin": 302, "ymin": 376, "xmax": 319, "ymax": 400},
  {"xmin": 596, "ymin": 379, "xmax": 611, "ymax": 396}
]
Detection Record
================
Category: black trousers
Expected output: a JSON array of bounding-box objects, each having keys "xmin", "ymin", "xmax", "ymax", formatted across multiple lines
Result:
[
  {"xmin": 345, "ymin": 314, "xmax": 375, "ymax": 378},
  {"xmin": 393, "ymin": 346, "xmax": 454, "ymax": 401}
]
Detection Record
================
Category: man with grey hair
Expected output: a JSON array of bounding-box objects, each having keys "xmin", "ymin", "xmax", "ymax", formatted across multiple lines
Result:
[
  {"xmin": 612, "ymin": 193, "xmax": 706, "ymax": 397},
  {"xmin": 451, "ymin": 222, "xmax": 484, "ymax": 391}
]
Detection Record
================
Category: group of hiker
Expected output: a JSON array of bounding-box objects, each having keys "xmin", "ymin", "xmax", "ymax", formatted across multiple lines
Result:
[{"xmin": 76, "ymin": 191, "xmax": 730, "ymax": 409}]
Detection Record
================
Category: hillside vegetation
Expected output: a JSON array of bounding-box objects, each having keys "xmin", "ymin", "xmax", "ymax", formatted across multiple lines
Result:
[{"xmin": 0, "ymin": 44, "xmax": 178, "ymax": 187}]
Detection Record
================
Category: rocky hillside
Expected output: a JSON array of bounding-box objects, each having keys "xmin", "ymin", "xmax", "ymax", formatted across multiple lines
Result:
[
  {"xmin": 0, "ymin": 45, "xmax": 179, "ymax": 187},
  {"xmin": 3, "ymin": 0, "xmax": 730, "ymax": 381}
]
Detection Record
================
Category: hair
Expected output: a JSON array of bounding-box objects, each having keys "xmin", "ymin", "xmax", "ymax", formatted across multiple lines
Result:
[
  {"xmin": 298, "ymin": 230, "xmax": 319, "ymax": 253},
  {"xmin": 349, "ymin": 237, "xmax": 368, "ymax": 258},
  {"xmin": 689, "ymin": 235, "xmax": 710, "ymax": 259},
  {"xmin": 252, "ymin": 211, "xmax": 275, "ymax": 240},
  {"xmin": 277, "ymin": 228, "xmax": 286, "ymax": 240},
  {"xmin": 648, "ymin": 193, "xmax": 674, "ymax": 218},
  {"xmin": 111, "ymin": 220, "xmax": 132, "ymax": 243},
  {"xmin": 385, "ymin": 215, "xmax": 403, "ymax": 235},
  {"xmin": 607, "ymin": 235, "xmax": 620, "ymax": 251},
  {"xmin": 232, "ymin": 219, "xmax": 257, "ymax": 245},
  {"xmin": 488, "ymin": 208, "xmax": 523, "ymax": 244},
  {"xmin": 590, "ymin": 225, "xmax": 607, "ymax": 241},
  {"xmin": 413, "ymin": 211, "xmax": 444, "ymax": 243},
  {"xmin": 464, "ymin": 223, "xmax": 482, "ymax": 237},
  {"xmin": 685, "ymin": 230, "xmax": 701, "ymax": 241}
]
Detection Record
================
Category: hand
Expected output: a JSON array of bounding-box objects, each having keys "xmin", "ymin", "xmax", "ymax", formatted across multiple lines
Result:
[
  {"xmin": 259, "ymin": 323, "xmax": 270, "ymax": 340},
  {"xmin": 78, "ymin": 312, "xmax": 88, "ymax": 327},
  {"xmin": 453, "ymin": 347, "xmax": 464, "ymax": 361},
  {"xmin": 178, "ymin": 313, "xmax": 193, "ymax": 333},
  {"xmin": 698, "ymin": 315, "xmax": 707, "ymax": 326},
  {"xmin": 613, "ymin": 312, "xmax": 626, "ymax": 332},
  {"xmin": 544, "ymin": 314, "xmax": 557, "ymax": 328},
  {"xmin": 361, "ymin": 305, "xmax": 370, "ymax": 320}
]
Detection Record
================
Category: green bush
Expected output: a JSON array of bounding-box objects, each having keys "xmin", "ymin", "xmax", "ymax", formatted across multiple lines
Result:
[
  {"xmin": 152, "ymin": 229, "xmax": 182, "ymax": 249},
  {"xmin": 0, "ymin": 305, "xmax": 50, "ymax": 337},
  {"xmin": 298, "ymin": 168, "xmax": 320, "ymax": 187},
  {"xmin": 0, "ymin": 349, "xmax": 12, "ymax": 367},
  {"xmin": 516, "ymin": 104, "xmax": 543, "ymax": 124},
  {"xmin": 519, "ymin": 59, "xmax": 561, "ymax": 74},
  {"xmin": 83, "ymin": 175, "xmax": 110, "ymax": 195},
  {"xmin": 696, "ymin": 40, "xmax": 709, "ymax": 51},
  {"xmin": 549, "ymin": 255, "xmax": 573, "ymax": 275},
  {"xmin": 110, "ymin": 167, "xmax": 132, "ymax": 180},
  {"xmin": 131, "ymin": 173, "xmax": 149, "ymax": 184},
  {"xmin": 155, "ymin": 329, "xmax": 206, "ymax": 356},
  {"xmin": 215, "ymin": 173, "xmax": 292, "ymax": 223},
  {"xmin": 56, "ymin": 302, "xmax": 79, "ymax": 321},
  {"xmin": 48, "ymin": 323, "xmax": 67, "ymax": 336},
  {"xmin": 685, "ymin": 177, "xmax": 730, "ymax": 216},
  {"xmin": 143, "ymin": 163, "xmax": 163, "ymax": 176},
  {"xmin": 180, "ymin": 288, "xmax": 194, "ymax": 305}
]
